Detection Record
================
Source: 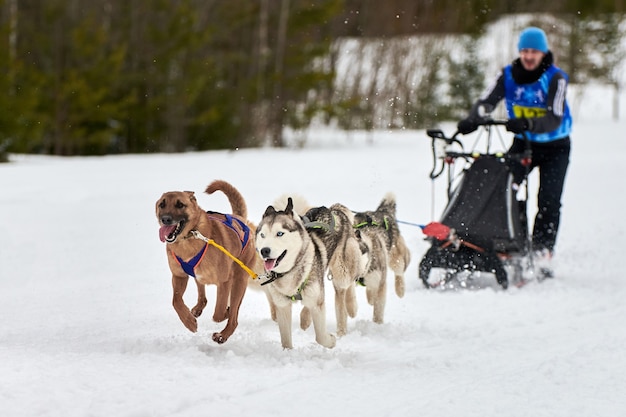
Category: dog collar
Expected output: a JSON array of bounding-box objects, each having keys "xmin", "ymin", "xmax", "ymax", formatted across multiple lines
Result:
[
  {"xmin": 260, "ymin": 271, "xmax": 285, "ymax": 286},
  {"xmin": 259, "ymin": 271, "xmax": 309, "ymax": 301}
]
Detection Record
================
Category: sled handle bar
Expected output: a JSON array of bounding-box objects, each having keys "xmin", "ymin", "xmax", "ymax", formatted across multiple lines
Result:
[
  {"xmin": 426, "ymin": 119, "xmax": 524, "ymax": 179},
  {"xmin": 426, "ymin": 129, "xmax": 463, "ymax": 179},
  {"xmin": 426, "ymin": 119, "xmax": 508, "ymax": 141},
  {"xmin": 478, "ymin": 119, "xmax": 508, "ymax": 126},
  {"xmin": 426, "ymin": 128, "xmax": 463, "ymax": 147},
  {"xmin": 444, "ymin": 149, "xmax": 532, "ymax": 162},
  {"xmin": 426, "ymin": 119, "xmax": 508, "ymax": 146}
]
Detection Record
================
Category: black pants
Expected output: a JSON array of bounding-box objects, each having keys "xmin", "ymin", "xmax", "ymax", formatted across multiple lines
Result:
[{"xmin": 508, "ymin": 137, "xmax": 571, "ymax": 253}]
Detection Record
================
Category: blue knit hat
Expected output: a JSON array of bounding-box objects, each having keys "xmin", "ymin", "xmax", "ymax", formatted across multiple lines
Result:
[{"xmin": 518, "ymin": 27, "xmax": 549, "ymax": 53}]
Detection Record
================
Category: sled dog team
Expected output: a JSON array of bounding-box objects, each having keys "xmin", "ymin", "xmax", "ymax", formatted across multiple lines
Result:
[{"xmin": 156, "ymin": 180, "xmax": 410, "ymax": 349}]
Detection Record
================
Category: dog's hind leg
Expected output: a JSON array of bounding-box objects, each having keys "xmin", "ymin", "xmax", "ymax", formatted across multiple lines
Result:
[
  {"xmin": 342, "ymin": 239, "xmax": 362, "ymax": 322},
  {"xmin": 390, "ymin": 236, "xmax": 410, "ymax": 298},
  {"xmin": 367, "ymin": 273, "xmax": 387, "ymax": 324},
  {"xmin": 212, "ymin": 280, "xmax": 232, "ymax": 323},
  {"xmin": 394, "ymin": 274, "xmax": 405, "ymax": 299},
  {"xmin": 300, "ymin": 306, "xmax": 311, "ymax": 330},
  {"xmin": 334, "ymin": 287, "xmax": 349, "ymax": 337},
  {"xmin": 172, "ymin": 275, "xmax": 198, "ymax": 333},
  {"xmin": 346, "ymin": 284, "xmax": 357, "ymax": 319},
  {"xmin": 191, "ymin": 279, "xmax": 207, "ymax": 318},
  {"xmin": 212, "ymin": 275, "xmax": 247, "ymax": 344}
]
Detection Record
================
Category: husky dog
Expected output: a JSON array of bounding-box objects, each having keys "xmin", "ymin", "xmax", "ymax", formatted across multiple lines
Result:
[
  {"xmin": 255, "ymin": 198, "xmax": 336, "ymax": 349},
  {"xmin": 353, "ymin": 193, "xmax": 411, "ymax": 323},
  {"xmin": 300, "ymin": 204, "xmax": 366, "ymax": 336},
  {"xmin": 248, "ymin": 193, "xmax": 312, "ymax": 322}
]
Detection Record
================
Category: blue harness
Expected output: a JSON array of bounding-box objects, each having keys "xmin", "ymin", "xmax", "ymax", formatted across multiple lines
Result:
[
  {"xmin": 176, "ymin": 244, "xmax": 208, "ymax": 277},
  {"xmin": 174, "ymin": 212, "xmax": 250, "ymax": 278}
]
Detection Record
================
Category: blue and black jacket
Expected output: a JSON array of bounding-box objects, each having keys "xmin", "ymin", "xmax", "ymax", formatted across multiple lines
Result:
[{"xmin": 469, "ymin": 52, "xmax": 572, "ymax": 143}]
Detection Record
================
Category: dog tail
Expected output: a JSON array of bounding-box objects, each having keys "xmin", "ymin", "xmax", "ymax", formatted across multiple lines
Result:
[
  {"xmin": 273, "ymin": 193, "xmax": 311, "ymax": 216},
  {"xmin": 378, "ymin": 192, "xmax": 397, "ymax": 215},
  {"xmin": 205, "ymin": 180, "xmax": 248, "ymax": 219}
]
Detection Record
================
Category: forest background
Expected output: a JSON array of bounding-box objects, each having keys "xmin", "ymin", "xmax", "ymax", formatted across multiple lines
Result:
[{"xmin": 0, "ymin": 0, "xmax": 624, "ymax": 159}]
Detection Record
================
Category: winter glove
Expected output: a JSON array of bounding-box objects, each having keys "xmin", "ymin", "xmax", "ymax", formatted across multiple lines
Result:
[
  {"xmin": 505, "ymin": 118, "xmax": 532, "ymax": 134},
  {"xmin": 457, "ymin": 118, "xmax": 477, "ymax": 134}
]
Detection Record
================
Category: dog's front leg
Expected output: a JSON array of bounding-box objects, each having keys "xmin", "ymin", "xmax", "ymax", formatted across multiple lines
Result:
[
  {"xmin": 275, "ymin": 300, "xmax": 293, "ymax": 349},
  {"xmin": 305, "ymin": 300, "xmax": 336, "ymax": 349},
  {"xmin": 172, "ymin": 275, "xmax": 197, "ymax": 332},
  {"xmin": 191, "ymin": 279, "xmax": 207, "ymax": 318},
  {"xmin": 266, "ymin": 289, "xmax": 277, "ymax": 322}
]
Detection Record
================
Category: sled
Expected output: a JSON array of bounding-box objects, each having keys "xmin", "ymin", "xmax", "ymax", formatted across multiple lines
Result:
[{"xmin": 418, "ymin": 119, "xmax": 538, "ymax": 290}]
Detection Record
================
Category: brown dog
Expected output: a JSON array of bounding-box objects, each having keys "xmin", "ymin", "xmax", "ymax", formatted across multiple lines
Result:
[{"xmin": 155, "ymin": 180, "xmax": 260, "ymax": 344}]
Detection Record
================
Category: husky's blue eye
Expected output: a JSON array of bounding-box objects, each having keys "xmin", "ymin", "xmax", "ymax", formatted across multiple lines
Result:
[{"xmin": 276, "ymin": 231, "xmax": 284, "ymax": 237}]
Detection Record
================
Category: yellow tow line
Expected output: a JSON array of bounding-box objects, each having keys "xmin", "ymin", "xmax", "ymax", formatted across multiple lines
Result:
[{"xmin": 191, "ymin": 230, "xmax": 259, "ymax": 280}]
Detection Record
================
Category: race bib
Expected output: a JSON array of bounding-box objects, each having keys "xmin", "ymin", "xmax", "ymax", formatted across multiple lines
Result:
[{"xmin": 512, "ymin": 105, "xmax": 547, "ymax": 118}]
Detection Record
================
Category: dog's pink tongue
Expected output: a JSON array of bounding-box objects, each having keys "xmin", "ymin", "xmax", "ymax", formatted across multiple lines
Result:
[
  {"xmin": 159, "ymin": 225, "xmax": 177, "ymax": 242},
  {"xmin": 264, "ymin": 259, "xmax": 277, "ymax": 272}
]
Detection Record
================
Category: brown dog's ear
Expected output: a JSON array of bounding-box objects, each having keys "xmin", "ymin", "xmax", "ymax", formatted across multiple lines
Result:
[
  {"xmin": 184, "ymin": 191, "xmax": 197, "ymax": 203},
  {"xmin": 285, "ymin": 197, "xmax": 294, "ymax": 215},
  {"xmin": 156, "ymin": 196, "xmax": 166, "ymax": 211},
  {"xmin": 263, "ymin": 205, "xmax": 277, "ymax": 217}
]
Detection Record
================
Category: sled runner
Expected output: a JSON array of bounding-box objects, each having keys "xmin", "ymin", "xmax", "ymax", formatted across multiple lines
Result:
[{"xmin": 418, "ymin": 119, "xmax": 540, "ymax": 290}]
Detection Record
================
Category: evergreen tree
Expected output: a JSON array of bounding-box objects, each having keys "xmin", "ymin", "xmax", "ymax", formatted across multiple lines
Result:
[{"xmin": 447, "ymin": 34, "xmax": 485, "ymax": 120}]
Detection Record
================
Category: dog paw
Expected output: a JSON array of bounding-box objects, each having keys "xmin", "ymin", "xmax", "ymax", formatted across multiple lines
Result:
[
  {"xmin": 191, "ymin": 306, "xmax": 204, "ymax": 318},
  {"xmin": 318, "ymin": 334, "xmax": 336, "ymax": 349},
  {"xmin": 212, "ymin": 332, "xmax": 226, "ymax": 344},
  {"xmin": 212, "ymin": 306, "xmax": 230, "ymax": 323},
  {"xmin": 326, "ymin": 335, "xmax": 337, "ymax": 349},
  {"xmin": 183, "ymin": 317, "xmax": 198, "ymax": 333}
]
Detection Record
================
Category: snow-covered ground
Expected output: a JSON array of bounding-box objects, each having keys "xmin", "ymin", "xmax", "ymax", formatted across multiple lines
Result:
[{"xmin": 1, "ymin": 81, "xmax": 625, "ymax": 416}]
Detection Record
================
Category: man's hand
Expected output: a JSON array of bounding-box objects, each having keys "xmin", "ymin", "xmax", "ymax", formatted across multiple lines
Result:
[
  {"xmin": 457, "ymin": 118, "xmax": 477, "ymax": 134},
  {"xmin": 505, "ymin": 118, "xmax": 532, "ymax": 134}
]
